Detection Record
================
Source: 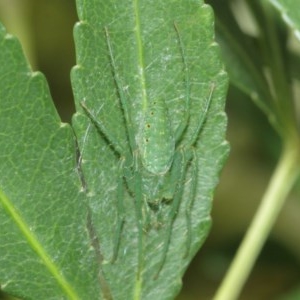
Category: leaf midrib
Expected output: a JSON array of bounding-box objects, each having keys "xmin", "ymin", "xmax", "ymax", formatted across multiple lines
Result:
[{"xmin": 0, "ymin": 189, "xmax": 79, "ymax": 299}]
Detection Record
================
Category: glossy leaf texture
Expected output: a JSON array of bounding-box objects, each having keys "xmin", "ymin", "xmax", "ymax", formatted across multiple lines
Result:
[
  {"xmin": 0, "ymin": 24, "xmax": 99, "ymax": 299},
  {"xmin": 72, "ymin": 0, "xmax": 229, "ymax": 299}
]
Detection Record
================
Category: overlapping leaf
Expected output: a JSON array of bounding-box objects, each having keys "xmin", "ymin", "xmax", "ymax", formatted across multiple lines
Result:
[{"xmin": 0, "ymin": 24, "xmax": 98, "ymax": 299}]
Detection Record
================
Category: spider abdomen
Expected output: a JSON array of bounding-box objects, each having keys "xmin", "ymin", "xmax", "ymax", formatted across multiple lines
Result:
[{"xmin": 139, "ymin": 99, "xmax": 175, "ymax": 175}]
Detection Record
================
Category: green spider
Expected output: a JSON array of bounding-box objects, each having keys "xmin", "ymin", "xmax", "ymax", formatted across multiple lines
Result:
[{"xmin": 80, "ymin": 24, "xmax": 214, "ymax": 279}]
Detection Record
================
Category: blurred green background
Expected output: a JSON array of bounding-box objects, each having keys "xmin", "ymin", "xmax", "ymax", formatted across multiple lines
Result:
[{"xmin": 0, "ymin": 0, "xmax": 299, "ymax": 299}]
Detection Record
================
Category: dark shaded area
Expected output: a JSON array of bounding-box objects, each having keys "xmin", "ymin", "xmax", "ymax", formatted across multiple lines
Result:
[{"xmin": 30, "ymin": 0, "xmax": 77, "ymax": 122}]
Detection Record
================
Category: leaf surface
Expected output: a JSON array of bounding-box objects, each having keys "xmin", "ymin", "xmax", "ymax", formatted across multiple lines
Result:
[
  {"xmin": 72, "ymin": 0, "xmax": 229, "ymax": 299},
  {"xmin": 0, "ymin": 24, "xmax": 98, "ymax": 299},
  {"xmin": 0, "ymin": 1, "xmax": 228, "ymax": 299}
]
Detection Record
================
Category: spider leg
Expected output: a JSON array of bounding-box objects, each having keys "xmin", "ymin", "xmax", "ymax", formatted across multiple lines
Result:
[
  {"xmin": 80, "ymin": 103, "xmax": 128, "ymax": 264},
  {"xmin": 173, "ymin": 22, "xmax": 215, "ymax": 147},
  {"xmin": 80, "ymin": 101, "xmax": 125, "ymax": 155},
  {"xmin": 105, "ymin": 27, "xmax": 147, "ymax": 281},
  {"xmin": 104, "ymin": 27, "xmax": 136, "ymax": 151},
  {"xmin": 184, "ymin": 149, "xmax": 198, "ymax": 258},
  {"xmin": 111, "ymin": 159, "xmax": 126, "ymax": 263},
  {"xmin": 154, "ymin": 149, "xmax": 190, "ymax": 279},
  {"xmin": 182, "ymin": 83, "xmax": 215, "ymax": 148},
  {"xmin": 142, "ymin": 194, "xmax": 153, "ymax": 232},
  {"xmin": 173, "ymin": 22, "xmax": 191, "ymax": 142},
  {"xmin": 134, "ymin": 170, "xmax": 145, "ymax": 281},
  {"xmin": 180, "ymin": 84, "xmax": 215, "ymax": 256}
]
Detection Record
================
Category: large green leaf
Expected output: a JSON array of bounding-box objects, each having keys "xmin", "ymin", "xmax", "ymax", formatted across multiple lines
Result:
[
  {"xmin": 72, "ymin": 0, "xmax": 228, "ymax": 299},
  {"xmin": 0, "ymin": 1, "xmax": 228, "ymax": 299},
  {"xmin": 0, "ymin": 23, "xmax": 99, "ymax": 299}
]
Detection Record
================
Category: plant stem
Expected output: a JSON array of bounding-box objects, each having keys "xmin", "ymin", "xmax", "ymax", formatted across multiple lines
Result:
[{"xmin": 213, "ymin": 140, "xmax": 300, "ymax": 300}]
